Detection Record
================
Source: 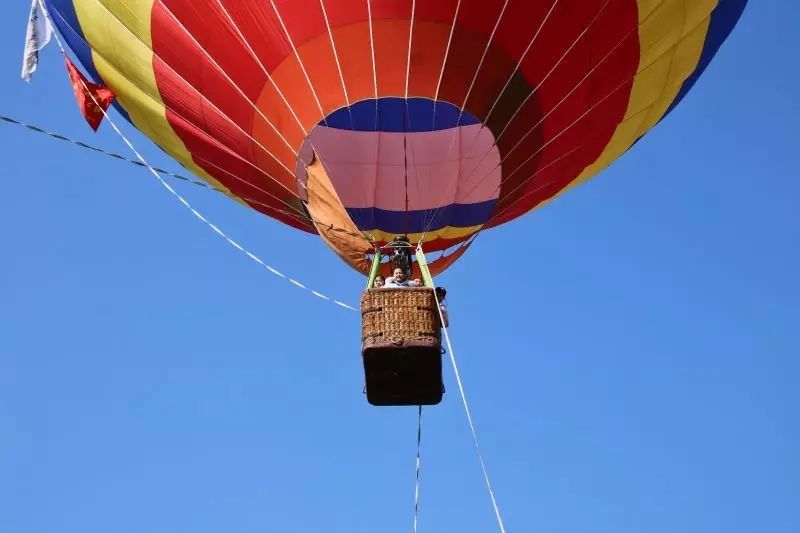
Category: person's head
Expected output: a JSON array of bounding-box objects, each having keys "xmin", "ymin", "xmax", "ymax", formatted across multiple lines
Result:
[
  {"xmin": 393, "ymin": 268, "xmax": 406, "ymax": 281},
  {"xmin": 373, "ymin": 275, "xmax": 385, "ymax": 288},
  {"xmin": 435, "ymin": 287, "xmax": 447, "ymax": 301}
]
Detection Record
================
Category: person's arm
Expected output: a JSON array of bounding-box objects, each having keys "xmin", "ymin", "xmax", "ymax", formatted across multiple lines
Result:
[{"xmin": 439, "ymin": 305, "xmax": 449, "ymax": 328}]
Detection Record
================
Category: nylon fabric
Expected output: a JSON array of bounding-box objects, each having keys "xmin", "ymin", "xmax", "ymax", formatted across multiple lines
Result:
[{"xmin": 44, "ymin": 0, "xmax": 747, "ymax": 274}]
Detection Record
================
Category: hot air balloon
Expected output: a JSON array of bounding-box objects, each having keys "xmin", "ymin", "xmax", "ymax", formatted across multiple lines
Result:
[
  {"xmin": 43, "ymin": 0, "xmax": 748, "ymax": 404},
  {"xmin": 43, "ymin": 0, "xmax": 748, "ymax": 274}
]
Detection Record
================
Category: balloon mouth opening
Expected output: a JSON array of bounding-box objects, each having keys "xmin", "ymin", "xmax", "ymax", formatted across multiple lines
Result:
[{"xmin": 295, "ymin": 97, "xmax": 502, "ymax": 246}]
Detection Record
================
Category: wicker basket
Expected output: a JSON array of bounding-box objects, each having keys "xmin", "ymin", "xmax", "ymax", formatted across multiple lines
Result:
[
  {"xmin": 361, "ymin": 287, "xmax": 441, "ymax": 349},
  {"xmin": 360, "ymin": 287, "xmax": 443, "ymax": 405}
]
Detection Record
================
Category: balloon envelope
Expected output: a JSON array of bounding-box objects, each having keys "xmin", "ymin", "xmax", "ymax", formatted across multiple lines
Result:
[{"xmin": 45, "ymin": 0, "xmax": 748, "ymax": 273}]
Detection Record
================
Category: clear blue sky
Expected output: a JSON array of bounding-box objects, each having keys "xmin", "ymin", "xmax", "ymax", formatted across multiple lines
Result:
[{"xmin": 1, "ymin": 3, "xmax": 798, "ymax": 533}]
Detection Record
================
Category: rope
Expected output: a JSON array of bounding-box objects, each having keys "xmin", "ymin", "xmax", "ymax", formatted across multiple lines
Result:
[
  {"xmin": 413, "ymin": 405, "xmax": 423, "ymax": 533},
  {"xmin": 434, "ymin": 290, "xmax": 507, "ymax": 533},
  {"xmin": 41, "ymin": 15, "xmax": 357, "ymax": 313},
  {"xmin": 0, "ymin": 113, "xmax": 374, "ymax": 243}
]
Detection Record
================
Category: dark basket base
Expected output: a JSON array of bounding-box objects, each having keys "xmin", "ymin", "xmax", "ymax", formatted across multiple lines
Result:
[{"xmin": 363, "ymin": 342, "xmax": 443, "ymax": 406}]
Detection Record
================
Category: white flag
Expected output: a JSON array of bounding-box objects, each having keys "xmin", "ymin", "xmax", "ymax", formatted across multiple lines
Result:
[{"xmin": 21, "ymin": 0, "xmax": 54, "ymax": 82}]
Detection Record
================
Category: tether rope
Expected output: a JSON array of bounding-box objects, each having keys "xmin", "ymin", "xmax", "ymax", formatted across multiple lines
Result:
[
  {"xmin": 41, "ymin": 13, "xmax": 357, "ymax": 313},
  {"xmin": 413, "ymin": 405, "xmax": 423, "ymax": 533},
  {"xmin": 0, "ymin": 113, "xmax": 374, "ymax": 243},
  {"xmin": 434, "ymin": 290, "xmax": 507, "ymax": 533}
]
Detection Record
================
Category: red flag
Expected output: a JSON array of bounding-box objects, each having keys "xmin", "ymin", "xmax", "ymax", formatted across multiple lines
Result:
[{"xmin": 64, "ymin": 56, "xmax": 115, "ymax": 131}]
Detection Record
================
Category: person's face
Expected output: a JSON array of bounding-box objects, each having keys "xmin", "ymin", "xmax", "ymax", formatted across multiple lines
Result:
[
  {"xmin": 374, "ymin": 277, "xmax": 384, "ymax": 288},
  {"xmin": 393, "ymin": 268, "xmax": 405, "ymax": 281}
]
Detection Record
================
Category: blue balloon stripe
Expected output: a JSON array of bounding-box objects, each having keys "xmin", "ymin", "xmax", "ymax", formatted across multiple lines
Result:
[
  {"xmin": 346, "ymin": 200, "xmax": 497, "ymax": 234},
  {"xmin": 665, "ymin": 0, "xmax": 748, "ymax": 116},
  {"xmin": 322, "ymin": 98, "xmax": 480, "ymax": 132},
  {"xmin": 45, "ymin": 0, "xmax": 131, "ymax": 122}
]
